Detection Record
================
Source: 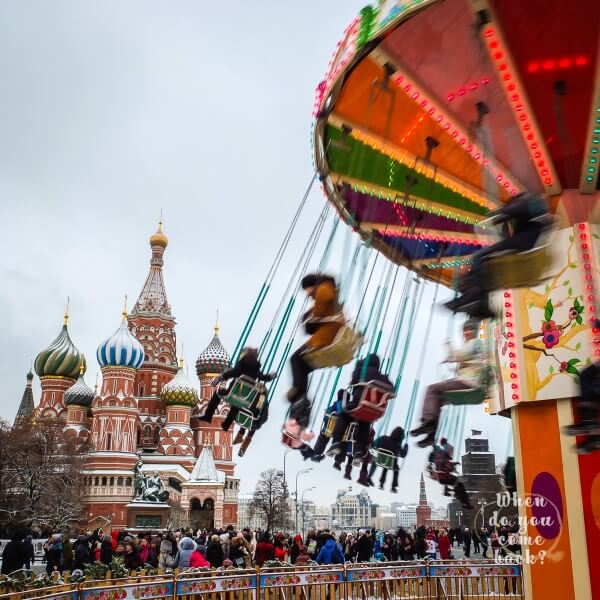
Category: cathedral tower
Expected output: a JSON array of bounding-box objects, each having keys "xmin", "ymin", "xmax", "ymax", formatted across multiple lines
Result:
[
  {"xmin": 63, "ymin": 363, "xmax": 94, "ymax": 447},
  {"xmin": 129, "ymin": 222, "xmax": 177, "ymax": 448},
  {"xmin": 34, "ymin": 312, "xmax": 85, "ymax": 420},
  {"xmin": 14, "ymin": 370, "xmax": 35, "ymax": 428},
  {"xmin": 159, "ymin": 359, "xmax": 197, "ymax": 457}
]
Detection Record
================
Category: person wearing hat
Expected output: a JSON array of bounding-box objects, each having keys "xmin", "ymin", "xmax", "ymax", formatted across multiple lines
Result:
[{"xmin": 411, "ymin": 318, "xmax": 486, "ymax": 447}]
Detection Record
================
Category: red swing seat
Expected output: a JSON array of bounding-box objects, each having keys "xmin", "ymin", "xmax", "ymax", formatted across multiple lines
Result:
[{"xmin": 344, "ymin": 381, "xmax": 394, "ymax": 423}]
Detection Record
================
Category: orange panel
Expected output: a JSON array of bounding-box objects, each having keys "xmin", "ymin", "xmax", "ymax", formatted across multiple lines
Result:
[
  {"xmin": 515, "ymin": 402, "xmax": 575, "ymax": 599},
  {"xmin": 333, "ymin": 57, "xmax": 508, "ymax": 198}
]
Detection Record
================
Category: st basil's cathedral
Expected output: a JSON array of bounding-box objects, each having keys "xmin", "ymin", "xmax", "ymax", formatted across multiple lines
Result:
[{"xmin": 14, "ymin": 223, "xmax": 239, "ymax": 531}]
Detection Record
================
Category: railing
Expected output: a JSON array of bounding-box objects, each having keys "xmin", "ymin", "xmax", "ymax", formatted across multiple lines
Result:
[{"xmin": 0, "ymin": 561, "xmax": 524, "ymax": 600}]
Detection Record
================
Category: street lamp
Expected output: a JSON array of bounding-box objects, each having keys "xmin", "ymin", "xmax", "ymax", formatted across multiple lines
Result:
[
  {"xmin": 283, "ymin": 447, "xmax": 292, "ymax": 488},
  {"xmin": 301, "ymin": 486, "xmax": 315, "ymax": 538},
  {"xmin": 457, "ymin": 510, "xmax": 463, "ymax": 527},
  {"xmin": 295, "ymin": 468, "xmax": 312, "ymax": 533},
  {"xmin": 477, "ymin": 499, "xmax": 488, "ymax": 529}
]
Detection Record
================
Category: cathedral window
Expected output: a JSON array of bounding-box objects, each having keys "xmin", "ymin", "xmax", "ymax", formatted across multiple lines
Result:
[
  {"xmin": 109, "ymin": 477, "xmax": 114, "ymax": 486},
  {"xmin": 112, "ymin": 380, "xmax": 117, "ymax": 395},
  {"xmin": 126, "ymin": 477, "xmax": 132, "ymax": 486},
  {"xmin": 117, "ymin": 477, "xmax": 123, "ymax": 486},
  {"xmin": 139, "ymin": 383, "xmax": 145, "ymax": 397},
  {"xmin": 95, "ymin": 477, "xmax": 99, "ymax": 486},
  {"xmin": 101, "ymin": 477, "xmax": 107, "ymax": 486},
  {"xmin": 107, "ymin": 433, "xmax": 112, "ymax": 450}
]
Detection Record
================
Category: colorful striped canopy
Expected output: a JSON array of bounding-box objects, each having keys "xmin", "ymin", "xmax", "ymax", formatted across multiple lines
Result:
[{"xmin": 313, "ymin": 0, "xmax": 600, "ymax": 285}]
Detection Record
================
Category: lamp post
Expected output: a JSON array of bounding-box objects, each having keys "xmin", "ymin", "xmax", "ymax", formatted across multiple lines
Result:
[
  {"xmin": 283, "ymin": 447, "xmax": 292, "ymax": 488},
  {"xmin": 295, "ymin": 468, "xmax": 312, "ymax": 533},
  {"xmin": 301, "ymin": 486, "xmax": 315, "ymax": 538},
  {"xmin": 457, "ymin": 510, "xmax": 463, "ymax": 527},
  {"xmin": 477, "ymin": 499, "xmax": 487, "ymax": 529}
]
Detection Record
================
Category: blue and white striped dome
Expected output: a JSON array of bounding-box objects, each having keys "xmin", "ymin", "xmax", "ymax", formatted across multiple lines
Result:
[{"xmin": 97, "ymin": 317, "xmax": 145, "ymax": 370}]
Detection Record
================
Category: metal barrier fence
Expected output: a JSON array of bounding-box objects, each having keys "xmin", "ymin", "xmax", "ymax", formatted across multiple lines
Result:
[{"xmin": 0, "ymin": 561, "xmax": 524, "ymax": 600}]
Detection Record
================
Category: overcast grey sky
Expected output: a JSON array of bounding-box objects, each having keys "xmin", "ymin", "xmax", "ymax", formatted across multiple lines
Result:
[{"xmin": 0, "ymin": 0, "xmax": 511, "ymax": 510}]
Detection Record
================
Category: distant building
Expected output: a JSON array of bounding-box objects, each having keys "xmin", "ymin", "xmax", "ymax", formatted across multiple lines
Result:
[
  {"xmin": 416, "ymin": 473, "xmax": 432, "ymax": 526},
  {"xmin": 397, "ymin": 505, "xmax": 418, "ymax": 530},
  {"xmin": 331, "ymin": 486, "xmax": 372, "ymax": 532}
]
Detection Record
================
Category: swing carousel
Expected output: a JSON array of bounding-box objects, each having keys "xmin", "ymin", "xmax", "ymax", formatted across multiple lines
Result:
[{"xmin": 311, "ymin": 1, "xmax": 600, "ymax": 599}]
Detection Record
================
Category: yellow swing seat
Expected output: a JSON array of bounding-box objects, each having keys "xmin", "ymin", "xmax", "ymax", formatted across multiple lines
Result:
[
  {"xmin": 303, "ymin": 325, "xmax": 362, "ymax": 369},
  {"xmin": 322, "ymin": 413, "xmax": 339, "ymax": 437},
  {"xmin": 482, "ymin": 244, "xmax": 551, "ymax": 291}
]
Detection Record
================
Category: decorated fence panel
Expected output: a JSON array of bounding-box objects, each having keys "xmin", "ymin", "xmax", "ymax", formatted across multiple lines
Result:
[
  {"xmin": 259, "ymin": 565, "xmax": 345, "ymax": 600},
  {"xmin": 428, "ymin": 562, "xmax": 523, "ymax": 599},
  {"xmin": 80, "ymin": 575, "xmax": 174, "ymax": 600},
  {"xmin": 345, "ymin": 562, "xmax": 428, "ymax": 600},
  {"xmin": 176, "ymin": 569, "xmax": 258, "ymax": 600},
  {"xmin": 2, "ymin": 583, "xmax": 80, "ymax": 600}
]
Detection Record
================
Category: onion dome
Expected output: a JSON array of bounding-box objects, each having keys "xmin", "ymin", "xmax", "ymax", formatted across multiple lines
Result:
[
  {"xmin": 196, "ymin": 325, "xmax": 230, "ymax": 376},
  {"xmin": 64, "ymin": 364, "xmax": 95, "ymax": 407},
  {"xmin": 34, "ymin": 314, "xmax": 85, "ymax": 379},
  {"xmin": 149, "ymin": 221, "xmax": 168, "ymax": 248},
  {"xmin": 97, "ymin": 311, "xmax": 145, "ymax": 369},
  {"xmin": 161, "ymin": 360, "xmax": 199, "ymax": 406}
]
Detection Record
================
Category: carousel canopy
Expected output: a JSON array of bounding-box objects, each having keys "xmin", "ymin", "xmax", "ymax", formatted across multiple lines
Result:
[{"xmin": 313, "ymin": 0, "xmax": 600, "ymax": 285}]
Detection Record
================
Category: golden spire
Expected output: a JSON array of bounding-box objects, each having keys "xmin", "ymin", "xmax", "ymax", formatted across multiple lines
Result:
[
  {"xmin": 149, "ymin": 218, "xmax": 168, "ymax": 248},
  {"xmin": 79, "ymin": 358, "xmax": 86, "ymax": 376},
  {"xmin": 214, "ymin": 310, "xmax": 219, "ymax": 336},
  {"xmin": 122, "ymin": 294, "xmax": 128, "ymax": 320},
  {"xmin": 94, "ymin": 372, "xmax": 99, "ymax": 394},
  {"xmin": 64, "ymin": 297, "xmax": 70, "ymax": 326}
]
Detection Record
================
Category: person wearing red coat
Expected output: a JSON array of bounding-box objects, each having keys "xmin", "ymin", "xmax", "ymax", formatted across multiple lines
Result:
[
  {"xmin": 254, "ymin": 532, "xmax": 274, "ymax": 566},
  {"xmin": 189, "ymin": 550, "xmax": 211, "ymax": 568},
  {"xmin": 438, "ymin": 530, "xmax": 451, "ymax": 559}
]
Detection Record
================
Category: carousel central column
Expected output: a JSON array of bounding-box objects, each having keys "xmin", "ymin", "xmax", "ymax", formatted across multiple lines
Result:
[{"xmin": 492, "ymin": 218, "xmax": 600, "ymax": 600}]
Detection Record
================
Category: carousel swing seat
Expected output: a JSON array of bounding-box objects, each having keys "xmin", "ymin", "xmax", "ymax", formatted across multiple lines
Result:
[
  {"xmin": 234, "ymin": 408, "xmax": 257, "ymax": 429},
  {"xmin": 224, "ymin": 375, "xmax": 267, "ymax": 411},
  {"xmin": 371, "ymin": 448, "xmax": 396, "ymax": 469},
  {"xmin": 481, "ymin": 243, "xmax": 551, "ymax": 291},
  {"xmin": 322, "ymin": 412, "xmax": 339, "ymax": 438},
  {"xmin": 303, "ymin": 325, "xmax": 362, "ymax": 369},
  {"xmin": 443, "ymin": 386, "xmax": 486, "ymax": 406},
  {"xmin": 344, "ymin": 381, "xmax": 395, "ymax": 422}
]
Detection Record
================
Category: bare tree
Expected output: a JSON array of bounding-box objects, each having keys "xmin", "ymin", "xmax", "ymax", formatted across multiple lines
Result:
[
  {"xmin": 249, "ymin": 469, "xmax": 290, "ymax": 532},
  {"xmin": 0, "ymin": 419, "xmax": 85, "ymax": 533}
]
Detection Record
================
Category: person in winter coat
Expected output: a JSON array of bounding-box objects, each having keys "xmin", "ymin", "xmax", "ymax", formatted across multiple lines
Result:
[
  {"xmin": 100, "ymin": 535, "xmax": 113, "ymax": 565},
  {"xmin": 62, "ymin": 536, "xmax": 74, "ymax": 572},
  {"xmin": 189, "ymin": 548, "xmax": 211, "ymax": 568},
  {"xmin": 294, "ymin": 544, "xmax": 311, "ymax": 565},
  {"xmin": 355, "ymin": 529, "xmax": 372, "ymax": 563},
  {"xmin": 367, "ymin": 427, "xmax": 408, "ymax": 492},
  {"xmin": 290, "ymin": 534, "xmax": 303, "ymax": 564},
  {"xmin": 463, "ymin": 528, "xmax": 472, "ymax": 558},
  {"xmin": 73, "ymin": 536, "xmax": 91, "ymax": 571},
  {"xmin": 273, "ymin": 538, "xmax": 287, "ymax": 562},
  {"xmin": 158, "ymin": 539, "xmax": 176, "ymax": 571},
  {"xmin": 230, "ymin": 537, "xmax": 248, "ymax": 567},
  {"xmin": 138, "ymin": 538, "xmax": 158, "ymax": 567},
  {"xmin": 111, "ymin": 529, "xmax": 120, "ymax": 551},
  {"xmin": 411, "ymin": 319, "xmax": 486, "ymax": 447},
  {"xmin": 287, "ymin": 274, "xmax": 344, "ymax": 427},
  {"xmin": 1, "ymin": 533, "xmax": 26, "ymax": 575},
  {"xmin": 45, "ymin": 533, "xmax": 63, "ymax": 574},
  {"xmin": 200, "ymin": 348, "xmax": 275, "ymax": 430},
  {"xmin": 174, "ymin": 537, "xmax": 197, "ymax": 570},
  {"xmin": 438, "ymin": 530, "xmax": 451, "ymax": 559},
  {"xmin": 327, "ymin": 354, "xmax": 393, "ymax": 461},
  {"xmin": 124, "ymin": 542, "xmax": 143, "ymax": 571},
  {"xmin": 479, "ymin": 528, "xmax": 489, "ymax": 559},
  {"xmin": 254, "ymin": 532, "xmax": 274, "ymax": 566},
  {"xmin": 23, "ymin": 535, "xmax": 35, "ymax": 570},
  {"xmin": 206, "ymin": 535, "xmax": 224, "ymax": 568},
  {"xmin": 315, "ymin": 538, "xmax": 345, "ymax": 565}
]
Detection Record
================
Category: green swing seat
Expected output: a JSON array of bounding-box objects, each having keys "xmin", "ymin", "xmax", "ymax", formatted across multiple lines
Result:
[
  {"xmin": 371, "ymin": 448, "xmax": 396, "ymax": 469},
  {"xmin": 224, "ymin": 375, "xmax": 266, "ymax": 410},
  {"xmin": 443, "ymin": 386, "xmax": 486, "ymax": 406},
  {"xmin": 234, "ymin": 408, "xmax": 256, "ymax": 429}
]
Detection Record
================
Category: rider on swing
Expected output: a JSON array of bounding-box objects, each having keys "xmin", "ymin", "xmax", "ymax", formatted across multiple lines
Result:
[
  {"xmin": 200, "ymin": 347, "xmax": 275, "ymax": 431},
  {"xmin": 411, "ymin": 318, "xmax": 485, "ymax": 447},
  {"xmin": 326, "ymin": 353, "xmax": 393, "ymax": 461},
  {"xmin": 445, "ymin": 192, "xmax": 551, "ymax": 319},
  {"xmin": 287, "ymin": 274, "xmax": 344, "ymax": 429},
  {"xmin": 427, "ymin": 437, "xmax": 472, "ymax": 509}
]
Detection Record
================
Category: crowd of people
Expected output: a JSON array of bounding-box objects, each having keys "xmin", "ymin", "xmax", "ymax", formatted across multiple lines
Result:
[{"xmin": 1, "ymin": 523, "xmax": 522, "ymax": 576}]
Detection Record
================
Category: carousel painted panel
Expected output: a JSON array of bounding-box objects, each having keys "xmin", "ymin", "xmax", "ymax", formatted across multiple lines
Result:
[{"xmin": 489, "ymin": 225, "xmax": 594, "ymax": 411}]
